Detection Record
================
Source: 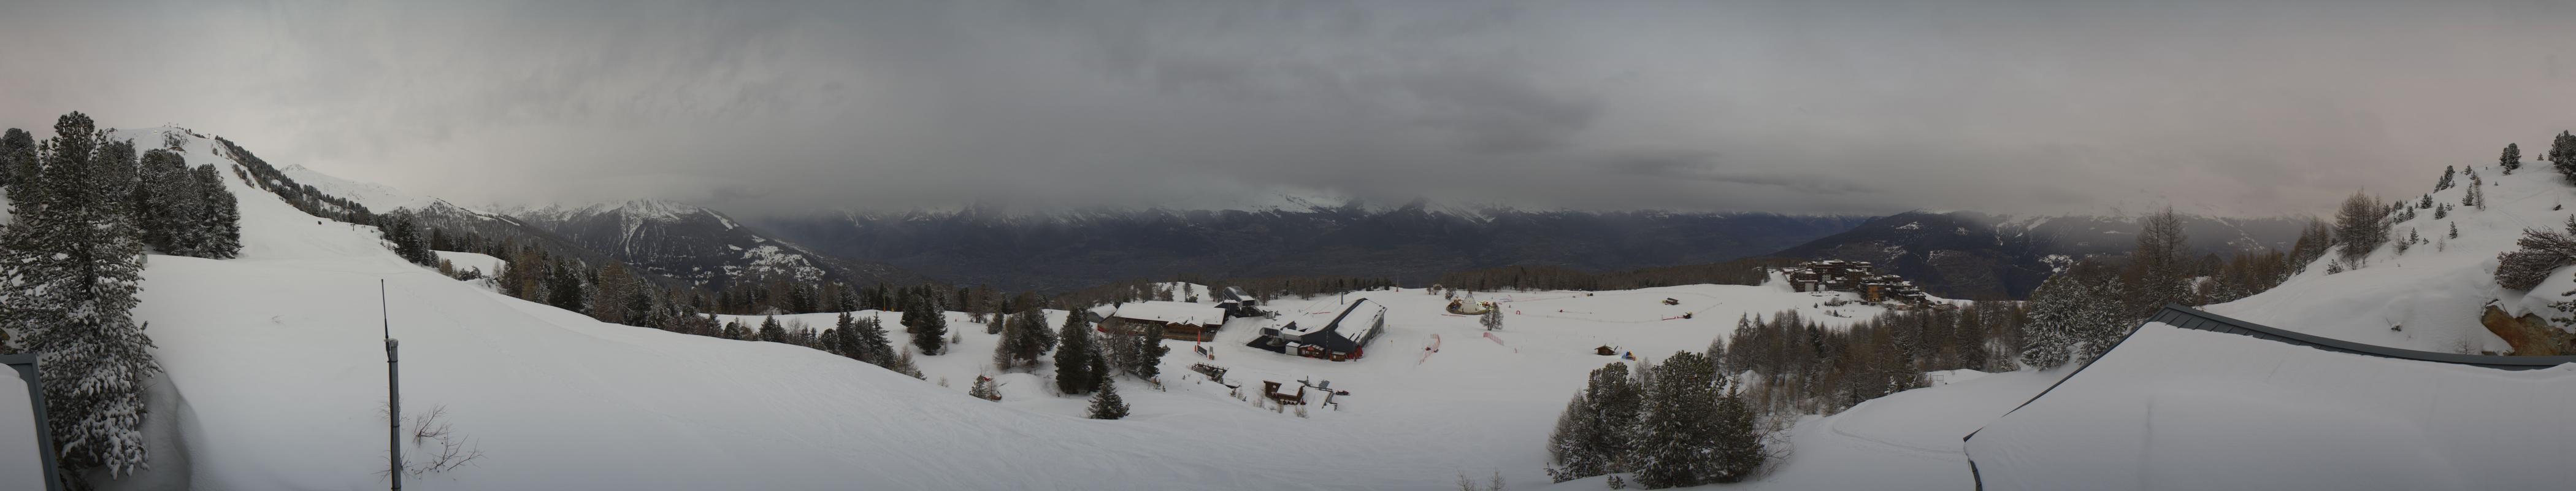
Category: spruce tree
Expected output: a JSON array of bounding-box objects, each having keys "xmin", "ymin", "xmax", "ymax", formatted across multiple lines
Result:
[
  {"xmin": 1, "ymin": 112, "xmax": 159, "ymax": 478},
  {"xmin": 2502, "ymin": 143, "xmax": 2522, "ymax": 174},
  {"xmin": 1708, "ymin": 382, "xmax": 1765, "ymax": 483},
  {"xmin": 910, "ymin": 293, "xmax": 948, "ymax": 355},
  {"xmin": 1054, "ymin": 314, "xmax": 1105, "ymax": 395},
  {"xmin": 1130, "ymin": 323, "xmax": 1168, "ymax": 380},
  {"xmin": 2018, "ymin": 274, "xmax": 2085, "ymax": 369},
  {"xmin": 1631, "ymin": 352, "xmax": 1721, "ymax": 489},
  {"xmin": 1546, "ymin": 362, "xmax": 1643, "ymax": 482},
  {"xmin": 1086, "ymin": 378, "xmax": 1130, "ymax": 420}
]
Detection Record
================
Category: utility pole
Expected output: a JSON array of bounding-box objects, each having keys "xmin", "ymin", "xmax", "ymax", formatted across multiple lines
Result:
[{"xmin": 384, "ymin": 280, "xmax": 402, "ymax": 491}]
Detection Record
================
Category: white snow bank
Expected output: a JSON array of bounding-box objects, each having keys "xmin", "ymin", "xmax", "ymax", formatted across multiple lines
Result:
[{"xmin": 1966, "ymin": 323, "xmax": 2576, "ymax": 491}]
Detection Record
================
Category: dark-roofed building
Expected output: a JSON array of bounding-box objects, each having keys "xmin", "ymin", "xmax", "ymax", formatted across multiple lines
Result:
[{"xmin": 1249, "ymin": 299, "xmax": 1388, "ymax": 361}]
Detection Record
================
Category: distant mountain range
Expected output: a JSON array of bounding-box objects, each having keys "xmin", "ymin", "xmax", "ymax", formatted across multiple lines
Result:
[
  {"xmin": 282, "ymin": 161, "xmax": 2302, "ymax": 299},
  {"xmin": 753, "ymin": 203, "xmax": 1873, "ymax": 292},
  {"xmin": 1770, "ymin": 211, "xmax": 2306, "ymax": 299}
]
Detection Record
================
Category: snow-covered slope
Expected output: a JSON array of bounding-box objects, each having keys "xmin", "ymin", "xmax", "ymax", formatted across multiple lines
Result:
[
  {"xmin": 101, "ymin": 125, "xmax": 1994, "ymax": 489},
  {"xmin": 2207, "ymin": 163, "xmax": 2562, "ymax": 354},
  {"xmin": 1967, "ymin": 323, "xmax": 2576, "ymax": 490}
]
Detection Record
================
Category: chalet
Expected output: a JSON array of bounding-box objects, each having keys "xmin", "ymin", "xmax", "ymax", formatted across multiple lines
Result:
[
  {"xmin": 1213, "ymin": 286, "xmax": 1265, "ymax": 318},
  {"xmin": 1102, "ymin": 301, "xmax": 1232, "ymax": 341},
  {"xmin": 1250, "ymin": 299, "xmax": 1388, "ymax": 361}
]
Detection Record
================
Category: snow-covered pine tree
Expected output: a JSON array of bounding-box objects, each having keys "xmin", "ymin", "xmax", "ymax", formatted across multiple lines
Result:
[
  {"xmin": 1480, "ymin": 307, "xmax": 1504, "ymax": 331},
  {"xmin": 188, "ymin": 164, "xmax": 239, "ymax": 258},
  {"xmin": 2436, "ymin": 165, "xmax": 2456, "ymax": 191},
  {"xmin": 131, "ymin": 148, "xmax": 198, "ymax": 253},
  {"xmin": 2018, "ymin": 274, "xmax": 2084, "ymax": 369},
  {"xmin": 1545, "ymin": 362, "xmax": 1642, "ymax": 482},
  {"xmin": 1708, "ymin": 380, "xmax": 1765, "ymax": 483},
  {"xmin": 1053, "ymin": 314, "xmax": 1104, "ymax": 394},
  {"xmin": 985, "ymin": 311, "xmax": 1006, "ymax": 335},
  {"xmin": 1085, "ymin": 378, "xmax": 1129, "ymax": 420},
  {"xmin": 0, "ymin": 112, "xmax": 159, "ymax": 478},
  {"xmin": 2450, "ymin": 222, "xmax": 2459, "ymax": 239},
  {"xmin": 2502, "ymin": 143, "xmax": 2522, "ymax": 174},
  {"xmin": 1631, "ymin": 351, "xmax": 1721, "ymax": 489}
]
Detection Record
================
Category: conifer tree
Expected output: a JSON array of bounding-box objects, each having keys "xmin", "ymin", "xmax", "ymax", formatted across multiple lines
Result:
[
  {"xmin": 1631, "ymin": 352, "xmax": 1722, "ymax": 489},
  {"xmin": 2502, "ymin": 143, "xmax": 2522, "ymax": 174},
  {"xmin": 758, "ymin": 315, "xmax": 787, "ymax": 342},
  {"xmin": 188, "ymin": 164, "xmax": 240, "ymax": 258},
  {"xmin": 2551, "ymin": 131, "xmax": 2576, "ymax": 182},
  {"xmin": 910, "ymin": 293, "xmax": 948, "ymax": 355},
  {"xmin": 1, "ymin": 112, "xmax": 159, "ymax": 478},
  {"xmin": 1130, "ymin": 323, "xmax": 1168, "ymax": 380},
  {"xmin": 968, "ymin": 375, "xmax": 1003, "ymax": 401},
  {"xmin": 1086, "ymin": 378, "xmax": 1130, "ymax": 420},
  {"xmin": 2018, "ymin": 274, "xmax": 2091, "ymax": 369},
  {"xmin": 1546, "ymin": 362, "xmax": 1643, "ymax": 482},
  {"xmin": 0, "ymin": 128, "xmax": 31, "ymax": 200},
  {"xmin": 1708, "ymin": 381, "xmax": 1764, "ymax": 483},
  {"xmin": 1054, "ymin": 314, "xmax": 1105, "ymax": 395}
]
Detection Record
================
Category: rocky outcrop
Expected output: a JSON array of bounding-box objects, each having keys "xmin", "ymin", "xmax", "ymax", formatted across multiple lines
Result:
[{"xmin": 2478, "ymin": 305, "xmax": 2576, "ymax": 356}]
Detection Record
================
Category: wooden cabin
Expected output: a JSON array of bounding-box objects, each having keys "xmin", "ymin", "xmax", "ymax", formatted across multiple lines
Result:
[{"xmin": 1101, "ymin": 301, "xmax": 1232, "ymax": 341}]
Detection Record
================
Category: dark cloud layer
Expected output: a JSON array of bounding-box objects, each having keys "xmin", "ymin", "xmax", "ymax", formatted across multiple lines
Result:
[{"xmin": 4, "ymin": 1, "xmax": 2574, "ymax": 217}]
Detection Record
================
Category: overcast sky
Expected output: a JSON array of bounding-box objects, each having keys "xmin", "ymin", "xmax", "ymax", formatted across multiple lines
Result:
[{"xmin": 6, "ymin": 1, "xmax": 2575, "ymax": 217}]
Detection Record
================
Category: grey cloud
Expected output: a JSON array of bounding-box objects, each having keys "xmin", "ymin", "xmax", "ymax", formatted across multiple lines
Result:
[{"xmin": 4, "ymin": 0, "xmax": 2575, "ymax": 218}]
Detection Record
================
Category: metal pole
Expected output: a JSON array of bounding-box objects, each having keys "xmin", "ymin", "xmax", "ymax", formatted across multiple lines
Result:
[{"xmin": 384, "ymin": 280, "xmax": 401, "ymax": 490}]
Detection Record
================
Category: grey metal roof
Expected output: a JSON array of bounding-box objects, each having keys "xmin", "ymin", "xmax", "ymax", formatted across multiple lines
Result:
[
  {"xmin": 2147, "ymin": 305, "xmax": 2576, "ymax": 369},
  {"xmin": 1963, "ymin": 304, "xmax": 2575, "ymax": 490}
]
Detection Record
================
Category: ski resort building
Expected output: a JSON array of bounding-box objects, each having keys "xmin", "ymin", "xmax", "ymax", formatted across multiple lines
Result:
[
  {"xmin": 1249, "ymin": 299, "xmax": 1389, "ymax": 361},
  {"xmin": 1964, "ymin": 306, "xmax": 2576, "ymax": 490},
  {"xmin": 1101, "ymin": 301, "xmax": 1232, "ymax": 341},
  {"xmin": 1782, "ymin": 260, "xmax": 1929, "ymax": 305}
]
